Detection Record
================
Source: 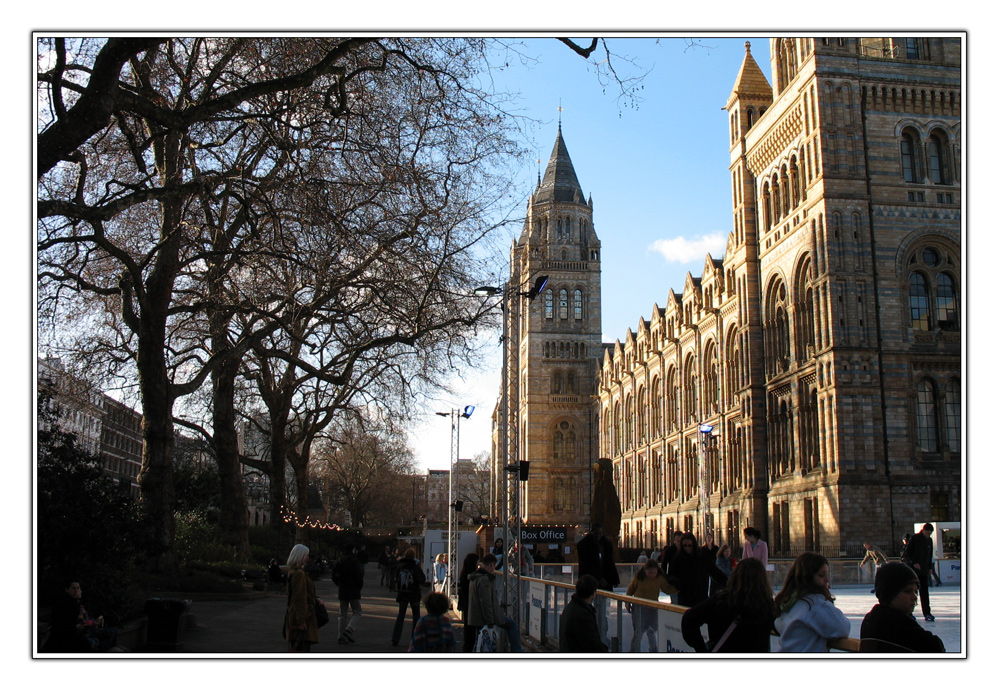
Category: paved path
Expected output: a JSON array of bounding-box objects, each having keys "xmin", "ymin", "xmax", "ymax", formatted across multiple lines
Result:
[{"xmin": 181, "ymin": 573, "xmax": 470, "ymax": 655}]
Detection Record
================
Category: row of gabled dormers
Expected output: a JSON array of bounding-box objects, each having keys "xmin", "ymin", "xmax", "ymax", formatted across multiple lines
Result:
[{"xmin": 599, "ymin": 250, "xmax": 734, "ymax": 389}]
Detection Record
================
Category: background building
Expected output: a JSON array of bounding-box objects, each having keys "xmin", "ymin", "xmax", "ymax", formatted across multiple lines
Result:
[{"xmin": 600, "ymin": 37, "xmax": 961, "ymax": 557}]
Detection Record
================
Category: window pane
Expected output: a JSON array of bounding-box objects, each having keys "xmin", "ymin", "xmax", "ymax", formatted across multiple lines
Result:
[
  {"xmin": 917, "ymin": 381, "xmax": 938, "ymax": 452},
  {"xmin": 937, "ymin": 272, "xmax": 958, "ymax": 330},
  {"xmin": 573, "ymin": 289, "xmax": 583, "ymax": 319},
  {"xmin": 927, "ymin": 138, "xmax": 942, "ymax": 184},
  {"xmin": 945, "ymin": 379, "xmax": 960, "ymax": 451},
  {"xmin": 901, "ymin": 136, "xmax": 916, "ymax": 182},
  {"xmin": 558, "ymin": 289, "xmax": 568, "ymax": 319},
  {"xmin": 909, "ymin": 272, "xmax": 930, "ymax": 330}
]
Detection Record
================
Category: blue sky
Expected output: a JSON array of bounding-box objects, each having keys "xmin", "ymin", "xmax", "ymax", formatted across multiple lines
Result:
[{"xmin": 412, "ymin": 36, "xmax": 774, "ymax": 471}]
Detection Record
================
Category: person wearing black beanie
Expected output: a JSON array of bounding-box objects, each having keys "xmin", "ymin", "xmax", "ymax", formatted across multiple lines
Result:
[{"xmin": 860, "ymin": 562, "xmax": 945, "ymax": 652}]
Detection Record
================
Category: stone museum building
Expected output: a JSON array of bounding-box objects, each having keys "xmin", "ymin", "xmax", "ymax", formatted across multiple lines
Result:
[
  {"xmin": 600, "ymin": 37, "xmax": 962, "ymax": 557},
  {"xmin": 491, "ymin": 124, "xmax": 604, "ymax": 529},
  {"xmin": 494, "ymin": 37, "xmax": 962, "ymax": 558}
]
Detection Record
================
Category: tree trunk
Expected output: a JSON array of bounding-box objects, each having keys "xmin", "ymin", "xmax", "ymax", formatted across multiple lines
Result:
[{"xmin": 211, "ymin": 352, "xmax": 250, "ymax": 561}]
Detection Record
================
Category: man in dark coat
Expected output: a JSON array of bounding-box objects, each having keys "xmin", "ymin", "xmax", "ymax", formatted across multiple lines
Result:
[
  {"xmin": 576, "ymin": 522, "xmax": 619, "ymax": 647},
  {"xmin": 861, "ymin": 562, "xmax": 945, "ymax": 652},
  {"xmin": 332, "ymin": 544, "xmax": 365, "ymax": 644},
  {"xmin": 559, "ymin": 574, "xmax": 608, "ymax": 652},
  {"xmin": 903, "ymin": 523, "xmax": 936, "ymax": 622}
]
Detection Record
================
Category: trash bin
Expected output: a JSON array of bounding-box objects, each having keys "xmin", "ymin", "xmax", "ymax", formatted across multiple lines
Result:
[{"xmin": 144, "ymin": 598, "xmax": 191, "ymax": 651}]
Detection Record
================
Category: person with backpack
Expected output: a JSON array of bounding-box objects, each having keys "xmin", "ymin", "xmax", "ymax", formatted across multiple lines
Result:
[
  {"xmin": 390, "ymin": 548, "xmax": 427, "ymax": 646},
  {"xmin": 331, "ymin": 543, "xmax": 364, "ymax": 644}
]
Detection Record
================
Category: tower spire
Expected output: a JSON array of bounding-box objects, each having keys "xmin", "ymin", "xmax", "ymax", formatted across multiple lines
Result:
[{"xmin": 534, "ymin": 125, "xmax": 583, "ymax": 204}]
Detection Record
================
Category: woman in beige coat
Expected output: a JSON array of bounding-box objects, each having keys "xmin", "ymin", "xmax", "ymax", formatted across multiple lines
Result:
[{"xmin": 285, "ymin": 544, "xmax": 320, "ymax": 652}]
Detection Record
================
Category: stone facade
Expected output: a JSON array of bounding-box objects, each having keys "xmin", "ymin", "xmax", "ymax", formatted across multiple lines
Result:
[
  {"xmin": 598, "ymin": 38, "xmax": 962, "ymax": 558},
  {"xmin": 493, "ymin": 126, "xmax": 603, "ymax": 527}
]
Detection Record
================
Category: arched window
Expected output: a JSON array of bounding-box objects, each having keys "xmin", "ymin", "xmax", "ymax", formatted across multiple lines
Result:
[
  {"xmin": 907, "ymin": 244, "xmax": 960, "ymax": 331},
  {"xmin": 916, "ymin": 379, "xmax": 938, "ymax": 452},
  {"xmin": 900, "ymin": 129, "xmax": 921, "ymax": 182},
  {"xmin": 553, "ymin": 431, "xmax": 564, "ymax": 459},
  {"xmin": 667, "ymin": 368, "xmax": 679, "ymax": 431},
  {"xmin": 552, "ymin": 371, "xmax": 563, "ymax": 395},
  {"xmin": 651, "ymin": 378, "xmax": 662, "ymax": 436},
  {"xmin": 927, "ymin": 131, "xmax": 951, "ymax": 184},
  {"xmin": 573, "ymin": 289, "xmax": 584, "ymax": 320},
  {"xmin": 558, "ymin": 289, "xmax": 569, "ymax": 319},
  {"xmin": 766, "ymin": 280, "xmax": 791, "ymax": 375},
  {"xmin": 545, "ymin": 290, "xmax": 554, "ymax": 320},
  {"xmin": 613, "ymin": 402, "xmax": 622, "ymax": 455}
]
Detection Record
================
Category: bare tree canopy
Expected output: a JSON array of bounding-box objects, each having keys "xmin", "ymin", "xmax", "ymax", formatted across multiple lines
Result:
[{"xmin": 37, "ymin": 37, "xmax": 525, "ymax": 564}]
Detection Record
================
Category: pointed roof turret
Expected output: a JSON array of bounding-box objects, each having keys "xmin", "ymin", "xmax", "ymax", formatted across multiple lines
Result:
[
  {"xmin": 534, "ymin": 125, "xmax": 585, "ymax": 204},
  {"xmin": 726, "ymin": 41, "xmax": 772, "ymax": 110}
]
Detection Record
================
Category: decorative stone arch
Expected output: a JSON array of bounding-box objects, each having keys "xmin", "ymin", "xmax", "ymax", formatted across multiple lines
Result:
[
  {"xmin": 792, "ymin": 253, "xmax": 818, "ymax": 362},
  {"xmin": 551, "ymin": 417, "xmax": 580, "ymax": 464},
  {"xmin": 764, "ymin": 272, "xmax": 792, "ymax": 376}
]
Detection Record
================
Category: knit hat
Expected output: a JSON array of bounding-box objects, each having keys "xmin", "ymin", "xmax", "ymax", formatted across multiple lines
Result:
[{"xmin": 875, "ymin": 561, "xmax": 919, "ymax": 605}]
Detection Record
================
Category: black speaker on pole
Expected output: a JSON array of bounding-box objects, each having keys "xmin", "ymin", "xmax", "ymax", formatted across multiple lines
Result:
[{"xmin": 519, "ymin": 461, "xmax": 530, "ymax": 481}]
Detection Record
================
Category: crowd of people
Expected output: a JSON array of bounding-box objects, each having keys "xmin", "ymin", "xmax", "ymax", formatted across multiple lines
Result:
[
  {"xmin": 271, "ymin": 521, "xmax": 947, "ymax": 655},
  {"xmin": 42, "ymin": 521, "xmax": 945, "ymax": 656}
]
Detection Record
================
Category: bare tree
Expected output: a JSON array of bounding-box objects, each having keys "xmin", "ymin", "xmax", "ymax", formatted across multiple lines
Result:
[
  {"xmin": 37, "ymin": 37, "xmax": 525, "ymax": 566},
  {"xmin": 37, "ymin": 36, "xmax": 647, "ymax": 566},
  {"xmin": 311, "ymin": 419, "xmax": 416, "ymax": 529},
  {"xmin": 458, "ymin": 451, "xmax": 493, "ymax": 522}
]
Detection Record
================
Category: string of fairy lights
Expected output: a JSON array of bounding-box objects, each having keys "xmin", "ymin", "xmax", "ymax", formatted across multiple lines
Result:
[{"xmin": 279, "ymin": 503, "xmax": 584, "ymax": 538}]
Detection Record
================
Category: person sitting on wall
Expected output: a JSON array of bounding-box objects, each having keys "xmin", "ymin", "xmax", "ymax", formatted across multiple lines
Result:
[
  {"xmin": 559, "ymin": 574, "xmax": 608, "ymax": 653},
  {"xmin": 860, "ymin": 562, "xmax": 945, "ymax": 652},
  {"xmin": 45, "ymin": 580, "xmax": 119, "ymax": 652}
]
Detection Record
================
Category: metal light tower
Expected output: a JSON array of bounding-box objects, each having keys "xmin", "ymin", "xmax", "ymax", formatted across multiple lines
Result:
[
  {"xmin": 698, "ymin": 423, "xmax": 719, "ymax": 538},
  {"xmin": 476, "ymin": 274, "xmax": 547, "ymax": 634},
  {"xmin": 436, "ymin": 405, "xmax": 474, "ymax": 606}
]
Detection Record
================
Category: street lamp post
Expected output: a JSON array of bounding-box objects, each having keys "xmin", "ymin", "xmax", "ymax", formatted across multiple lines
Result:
[
  {"xmin": 698, "ymin": 423, "xmax": 720, "ymax": 538},
  {"xmin": 437, "ymin": 405, "xmax": 474, "ymax": 606},
  {"xmin": 475, "ymin": 274, "xmax": 547, "ymax": 636}
]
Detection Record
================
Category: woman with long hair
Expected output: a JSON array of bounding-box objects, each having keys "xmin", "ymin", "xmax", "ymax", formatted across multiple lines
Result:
[
  {"xmin": 668, "ymin": 532, "xmax": 728, "ymax": 607},
  {"xmin": 681, "ymin": 558, "xmax": 777, "ymax": 652},
  {"xmin": 624, "ymin": 559, "xmax": 678, "ymax": 652},
  {"xmin": 284, "ymin": 544, "xmax": 320, "ymax": 652},
  {"xmin": 773, "ymin": 552, "xmax": 850, "ymax": 652},
  {"xmin": 433, "ymin": 553, "xmax": 448, "ymax": 593}
]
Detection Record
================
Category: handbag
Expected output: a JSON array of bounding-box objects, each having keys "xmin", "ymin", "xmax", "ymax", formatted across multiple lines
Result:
[
  {"xmin": 710, "ymin": 617, "xmax": 739, "ymax": 653},
  {"xmin": 314, "ymin": 599, "xmax": 329, "ymax": 628},
  {"xmin": 474, "ymin": 625, "xmax": 499, "ymax": 653}
]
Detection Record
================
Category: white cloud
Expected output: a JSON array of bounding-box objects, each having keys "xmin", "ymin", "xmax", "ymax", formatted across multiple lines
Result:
[{"xmin": 648, "ymin": 232, "xmax": 727, "ymax": 264}]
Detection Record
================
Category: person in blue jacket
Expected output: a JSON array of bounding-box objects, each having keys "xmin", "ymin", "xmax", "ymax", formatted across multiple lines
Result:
[{"xmin": 774, "ymin": 552, "xmax": 850, "ymax": 652}]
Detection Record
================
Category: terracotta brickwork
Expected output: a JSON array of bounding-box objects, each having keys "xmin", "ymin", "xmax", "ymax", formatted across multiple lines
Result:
[{"xmin": 598, "ymin": 38, "xmax": 962, "ymax": 558}]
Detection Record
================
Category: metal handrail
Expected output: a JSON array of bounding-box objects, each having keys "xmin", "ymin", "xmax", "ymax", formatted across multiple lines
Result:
[{"xmin": 516, "ymin": 574, "xmax": 861, "ymax": 653}]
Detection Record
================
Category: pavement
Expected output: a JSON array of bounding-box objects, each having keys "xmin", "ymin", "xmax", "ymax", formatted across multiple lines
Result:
[
  {"xmin": 179, "ymin": 569, "xmax": 468, "ymax": 656},
  {"xmin": 155, "ymin": 575, "xmax": 963, "ymax": 657}
]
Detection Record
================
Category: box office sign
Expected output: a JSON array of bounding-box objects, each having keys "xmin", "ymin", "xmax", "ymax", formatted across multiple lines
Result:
[{"xmin": 520, "ymin": 527, "xmax": 568, "ymax": 543}]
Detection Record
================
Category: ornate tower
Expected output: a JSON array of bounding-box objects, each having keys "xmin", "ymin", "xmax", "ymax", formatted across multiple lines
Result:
[{"xmin": 506, "ymin": 126, "xmax": 603, "ymax": 526}]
